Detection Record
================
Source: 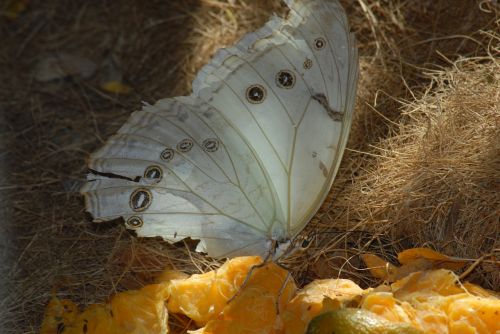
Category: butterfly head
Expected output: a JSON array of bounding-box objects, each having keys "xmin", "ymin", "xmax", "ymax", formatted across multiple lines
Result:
[
  {"xmin": 271, "ymin": 238, "xmax": 292, "ymax": 260},
  {"xmin": 271, "ymin": 234, "xmax": 312, "ymax": 260}
]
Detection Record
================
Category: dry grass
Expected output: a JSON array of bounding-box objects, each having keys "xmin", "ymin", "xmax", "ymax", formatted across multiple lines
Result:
[
  {"xmin": 302, "ymin": 60, "xmax": 500, "ymax": 288},
  {"xmin": 0, "ymin": 0, "xmax": 498, "ymax": 332}
]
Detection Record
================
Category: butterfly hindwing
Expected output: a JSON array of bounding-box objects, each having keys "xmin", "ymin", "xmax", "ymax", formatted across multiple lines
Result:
[{"xmin": 82, "ymin": 96, "xmax": 283, "ymax": 257}]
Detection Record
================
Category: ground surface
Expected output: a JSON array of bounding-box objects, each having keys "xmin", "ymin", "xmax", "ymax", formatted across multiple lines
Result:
[{"xmin": 0, "ymin": 0, "xmax": 498, "ymax": 332}]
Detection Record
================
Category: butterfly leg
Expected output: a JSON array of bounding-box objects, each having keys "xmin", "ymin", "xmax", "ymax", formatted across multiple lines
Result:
[
  {"xmin": 275, "ymin": 271, "xmax": 292, "ymax": 315},
  {"xmin": 275, "ymin": 259, "xmax": 296, "ymax": 272},
  {"xmin": 226, "ymin": 242, "xmax": 276, "ymax": 304}
]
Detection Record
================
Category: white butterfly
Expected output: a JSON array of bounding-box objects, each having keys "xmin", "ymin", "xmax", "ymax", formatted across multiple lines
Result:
[{"xmin": 81, "ymin": 0, "xmax": 358, "ymax": 259}]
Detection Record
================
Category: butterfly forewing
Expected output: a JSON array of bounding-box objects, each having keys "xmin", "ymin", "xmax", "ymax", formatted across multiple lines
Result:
[{"xmin": 192, "ymin": 0, "xmax": 358, "ymax": 237}]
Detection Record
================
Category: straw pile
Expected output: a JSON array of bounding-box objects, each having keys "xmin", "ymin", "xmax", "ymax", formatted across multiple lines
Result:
[{"xmin": 0, "ymin": 0, "xmax": 498, "ymax": 333}]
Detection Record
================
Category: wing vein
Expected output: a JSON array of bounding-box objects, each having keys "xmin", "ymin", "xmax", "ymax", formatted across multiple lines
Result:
[
  {"xmin": 239, "ymin": 58, "xmax": 296, "ymax": 126},
  {"xmin": 182, "ymin": 104, "xmax": 241, "ymax": 187},
  {"xmin": 86, "ymin": 184, "xmax": 267, "ymax": 234},
  {"xmin": 307, "ymin": 7, "xmax": 345, "ymax": 110},
  {"xmin": 201, "ymin": 102, "xmax": 279, "ymax": 229},
  {"xmin": 189, "ymin": 107, "xmax": 273, "ymax": 230},
  {"xmin": 142, "ymin": 109, "xmax": 236, "ymax": 185},
  {"xmin": 199, "ymin": 98, "xmax": 280, "ymax": 229},
  {"xmin": 112, "ymin": 133, "xmax": 227, "ymax": 185},
  {"xmin": 210, "ymin": 71, "xmax": 289, "ymax": 173}
]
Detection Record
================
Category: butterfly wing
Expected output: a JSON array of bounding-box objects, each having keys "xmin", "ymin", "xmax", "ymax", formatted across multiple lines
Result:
[
  {"xmin": 193, "ymin": 0, "xmax": 358, "ymax": 236},
  {"xmin": 82, "ymin": 97, "xmax": 282, "ymax": 258},
  {"xmin": 81, "ymin": 0, "xmax": 358, "ymax": 258}
]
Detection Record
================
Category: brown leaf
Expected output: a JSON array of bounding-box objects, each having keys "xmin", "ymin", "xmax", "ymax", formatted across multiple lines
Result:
[
  {"xmin": 3, "ymin": 0, "xmax": 29, "ymax": 19},
  {"xmin": 398, "ymin": 247, "xmax": 468, "ymax": 271},
  {"xmin": 398, "ymin": 248, "xmax": 451, "ymax": 264},
  {"xmin": 393, "ymin": 258, "xmax": 435, "ymax": 280},
  {"xmin": 361, "ymin": 253, "xmax": 398, "ymax": 281},
  {"xmin": 101, "ymin": 81, "xmax": 132, "ymax": 95}
]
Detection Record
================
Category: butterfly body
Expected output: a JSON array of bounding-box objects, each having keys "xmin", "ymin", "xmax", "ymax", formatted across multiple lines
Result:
[{"xmin": 81, "ymin": 0, "xmax": 358, "ymax": 259}]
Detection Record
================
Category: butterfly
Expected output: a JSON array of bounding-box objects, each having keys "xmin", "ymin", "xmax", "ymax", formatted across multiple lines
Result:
[{"xmin": 81, "ymin": 0, "xmax": 358, "ymax": 260}]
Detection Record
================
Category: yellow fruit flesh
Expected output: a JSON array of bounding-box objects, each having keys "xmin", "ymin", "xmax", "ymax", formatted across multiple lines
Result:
[
  {"xmin": 40, "ymin": 257, "xmax": 500, "ymax": 334},
  {"xmin": 362, "ymin": 270, "xmax": 500, "ymax": 334},
  {"xmin": 448, "ymin": 297, "xmax": 500, "ymax": 334},
  {"xmin": 40, "ymin": 284, "xmax": 169, "ymax": 334},
  {"xmin": 40, "ymin": 298, "xmax": 79, "ymax": 334},
  {"xmin": 198, "ymin": 262, "xmax": 297, "ymax": 334},
  {"xmin": 164, "ymin": 256, "xmax": 263, "ymax": 326}
]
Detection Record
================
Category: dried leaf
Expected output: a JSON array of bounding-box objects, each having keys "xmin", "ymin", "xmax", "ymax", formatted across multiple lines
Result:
[
  {"xmin": 101, "ymin": 81, "xmax": 132, "ymax": 94},
  {"xmin": 462, "ymin": 282, "xmax": 500, "ymax": 298},
  {"xmin": 393, "ymin": 258, "xmax": 434, "ymax": 280},
  {"xmin": 99, "ymin": 52, "xmax": 131, "ymax": 94},
  {"xmin": 361, "ymin": 253, "xmax": 398, "ymax": 281},
  {"xmin": 398, "ymin": 248, "xmax": 452, "ymax": 264},
  {"xmin": 362, "ymin": 249, "xmax": 469, "ymax": 282},
  {"xmin": 397, "ymin": 247, "xmax": 467, "ymax": 271},
  {"xmin": 3, "ymin": 0, "xmax": 29, "ymax": 19}
]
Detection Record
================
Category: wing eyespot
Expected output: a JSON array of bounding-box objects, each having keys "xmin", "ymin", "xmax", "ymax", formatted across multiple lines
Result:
[
  {"xmin": 202, "ymin": 138, "xmax": 219, "ymax": 152},
  {"xmin": 160, "ymin": 148, "xmax": 174, "ymax": 161},
  {"xmin": 246, "ymin": 84, "xmax": 266, "ymax": 104},
  {"xmin": 314, "ymin": 37, "xmax": 326, "ymax": 50},
  {"xmin": 303, "ymin": 58, "xmax": 313, "ymax": 69},
  {"xmin": 144, "ymin": 165, "xmax": 163, "ymax": 181},
  {"xmin": 126, "ymin": 216, "xmax": 144, "ymax": 229},
  {"xmin": 177, "ymin": 138, "xmax": 194, "ymax": 152},
  {"xmin": 276, "ymin": 70, "xmax": 295, "ymax": 89},
  {"xmin": 130, "ymin": 188, "xmax": 152, "ymax": 212}
]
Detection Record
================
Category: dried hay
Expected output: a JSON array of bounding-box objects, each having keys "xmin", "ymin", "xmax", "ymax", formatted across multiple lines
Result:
[
  {"xmin": 308, "ymin": 60, "xmax": 500, "ymax": 286},
  {"xmin": 0, "ymin": 0, "xmax": 498, "ymax": 333}
]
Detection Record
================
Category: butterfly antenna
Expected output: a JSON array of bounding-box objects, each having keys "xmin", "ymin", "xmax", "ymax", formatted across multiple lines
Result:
[{"xmin": 307, "ymin": 229, "xmax": 374, "ymax": 239}]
